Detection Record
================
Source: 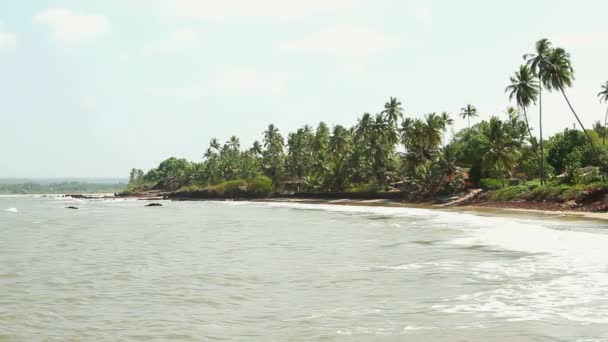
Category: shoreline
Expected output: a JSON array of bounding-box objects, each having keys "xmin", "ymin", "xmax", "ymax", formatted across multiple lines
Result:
[
  {"xmin": 253, "ymin": 197, "xmax": 608, "ymax": 222},
  {"xmin": 57, "ymin": 191, "xmax": 608, "ymax": 222}
]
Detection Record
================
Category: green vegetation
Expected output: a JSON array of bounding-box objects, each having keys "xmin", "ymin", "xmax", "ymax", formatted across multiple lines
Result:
[
  {"xmin": 483, "ymin": 181, "xmax": 605, "ymax": 203},
  {"xmin": 125, "ymin": 39, "xmax": 608, "ymax": 202}
]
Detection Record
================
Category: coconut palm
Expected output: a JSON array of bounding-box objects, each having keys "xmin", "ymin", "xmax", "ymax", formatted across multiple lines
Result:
[
  {"xmin": 542, "ymin": 46, "xmax": 599, "ymax": 161},
  {"xmin": 505, "ymin": 65, "xmax": 540, "ymax": 175},
  {"xmin": 524, "ymin": 38, "xmax": 553, "ymax": 184},
  {"xmin": 227, "ymin": 136, "xmax": 240, "ymax": 151},
  {"xmin": 599, "ymin": 81, "xmax": 608, "ymax": 145},
  {"xmin": 506, "ymin": 65, "xmax": 538, "ymax": 143},
  {"xmin": 459, "ymin": 104, "xmax": 478, "ymax": 129},
  {"xmin": 355, "ymin": 112, "xmax": 374, "ymax": 144},
  {"xmin": 250, "ymin": 140, "xmax": 263, "ymax": 156},
  {"xmin": 479, "ymin": 116, "xmax": 521, "ymax": 179},
  {"xmin": 382, "ymin": 97, "xmax": 404, "ymax": 128}
]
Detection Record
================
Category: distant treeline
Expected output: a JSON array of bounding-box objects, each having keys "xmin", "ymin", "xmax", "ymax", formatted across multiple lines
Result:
[{"xmin": 0, "ymin": 181, "xmax": 127, "ymax": 194}]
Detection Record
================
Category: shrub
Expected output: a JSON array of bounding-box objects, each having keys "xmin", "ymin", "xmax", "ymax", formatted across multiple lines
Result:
[
  {"xmin": 523, "ymin": 180, "xmax": 542, "ymax": 191},
  {"xmin": 480, "ymin": 178, "xmax": 506, "ymax": 190},
  {"xmin": 177, "ymin": 184, "xmax": 204, "ymax": 193},
  {"xmin": 487, "ymin": 185, "xmax": 530, "ymax": 201},
  {"xmin": 526, "ymin": 184, "xmax": 571, "ymax": 201},
  {"xmin": 214, "ymin": 180, "xmax": 247, "ymax": 197},
  {"xmin": 246, "ymin": 176, "xmax": 273, "ymax": 196}
]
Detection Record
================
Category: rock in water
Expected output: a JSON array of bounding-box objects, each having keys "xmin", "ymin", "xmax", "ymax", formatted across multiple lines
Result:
[
  {"xmin": 66, "ymin": 206, "xmax": 79, "ymax": 210},
  {"xmin": 146, "ymin": 203, "xmax": 163, "ymax": 207}
]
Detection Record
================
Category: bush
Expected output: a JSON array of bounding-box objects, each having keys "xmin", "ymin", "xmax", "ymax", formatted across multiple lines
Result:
[
  {"xmin": 523, "ymin": 180, "xmax": 542, "ymax": 191},
  {"xmin": 246, "ymin": 176, "xmax": 273, "ymax": 196},
  {"xmin": 177, "ymin": 184, "xmax": 204, "ymax": 193},
  {"xmin": 526, "ymin": 184, "xmax": 571, "ymax": 201},
  {"xmin": 214, "ymin": 180, "xmax": 247, "ymax": 196},
  {"xmin": 480, "ymin": 178, "xmax": 506, "ymax": 190},
  {"xmin": 487, "ymin": 185, "xmax": 530, "ymax": 201}
]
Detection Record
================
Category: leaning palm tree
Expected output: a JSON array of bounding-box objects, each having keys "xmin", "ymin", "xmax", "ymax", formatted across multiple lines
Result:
[
  {"xmin": 505, "ymin": 65, "xmax": 540, "ymax": 174},
  {"xmin": 542, "ymin": 46, "xmax": 599, "ymax": 161},
  {"xmin": 459, "ymin": 104, "xmax": 478, "ymax": 129},
  {"xmin": 599, "ymin": 81, "xmax": 608, "ymax": 145},
  {"xmin": 524, "ymin": 38, "xmax": 553, "ymax": 184}
]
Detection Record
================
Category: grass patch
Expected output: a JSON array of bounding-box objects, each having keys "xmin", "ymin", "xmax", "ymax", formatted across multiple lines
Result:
[{"xmin": 487, "ymin": 185, "xmax": 530, "ymax": 201}]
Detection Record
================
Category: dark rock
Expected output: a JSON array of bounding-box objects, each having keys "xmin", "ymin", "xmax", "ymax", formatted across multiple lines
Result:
[
  {"xmin": 146, "ymin": 203, "xmax": 163, "ymax": 207},
  {"xmin": 66, "ymin": 206, "xmax": 79, "ymax": 210}
]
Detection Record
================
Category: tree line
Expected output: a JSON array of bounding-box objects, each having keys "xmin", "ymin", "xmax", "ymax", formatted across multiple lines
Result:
[{"xmin": 127, "ymin": 39, "xmax": 608, "ymax": 196}]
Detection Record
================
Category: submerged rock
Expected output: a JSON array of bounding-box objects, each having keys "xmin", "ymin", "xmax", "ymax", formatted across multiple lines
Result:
[
  {"xmin": 146, "ymin": 203, "xmax": 163, "ymax": 207},
  {"xmin": 66, "ymin": 206, "xmax": 79, "ymax": 210}
]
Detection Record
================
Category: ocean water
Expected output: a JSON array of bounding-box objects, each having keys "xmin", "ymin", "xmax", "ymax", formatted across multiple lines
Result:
[{"xmin": 1, "ymin": 195, "xmax": 608, "ymax": 341}]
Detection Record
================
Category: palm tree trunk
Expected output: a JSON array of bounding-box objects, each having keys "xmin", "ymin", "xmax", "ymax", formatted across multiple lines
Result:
[
  {"xmin": 603, "ymin": 105, "xmax": 608, "ymax": 146},
  {"xmin": 521, "ymin": 106, "xmax": 539, "ymax": 160},
  {"xmin": 560, "ymin": 88, "xmax": 600, "ymax": 161},
  {"xmin": 539, "ymin": 84, "xmax": 545, "ymax": 185}
]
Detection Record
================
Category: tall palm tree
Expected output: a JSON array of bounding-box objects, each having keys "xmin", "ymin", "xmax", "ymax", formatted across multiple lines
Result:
[
  {"xmin": 524, "ymin": 38, "xmax": 553, "ymax": 184},
  {"xmin": 382, "ymin": 97, "xmax": 404, "ymax": 128},
  {"xmin": 599, "ymin": 81, "xmax": 608, "ymax": 145},
  {"xmin": 459, "ymin": 104, "xmax": 478, "ymax": 129},
  {"xmin": 542, "ymin": 46, "xmax": 599, "ymax": 161},
  {"xmin": 505, "ymin": 65, "xmax": 540, "ymax": 172}
]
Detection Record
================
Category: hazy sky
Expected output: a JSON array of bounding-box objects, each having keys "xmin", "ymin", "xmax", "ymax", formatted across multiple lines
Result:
[{"xmin": 1, "ymin": 0, "xmax": 607, "ymax": 178}]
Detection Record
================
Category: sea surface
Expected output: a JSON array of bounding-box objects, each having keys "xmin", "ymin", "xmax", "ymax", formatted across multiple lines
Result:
[{"xmin": 2, "ymin": 195, "xmax": 608, "ymax": 341}]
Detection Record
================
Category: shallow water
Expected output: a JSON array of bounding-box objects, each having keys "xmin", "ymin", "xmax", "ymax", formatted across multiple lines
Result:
[{"xmin": 2, "ymin": 196, "xmax": 608, "ymax": 341}]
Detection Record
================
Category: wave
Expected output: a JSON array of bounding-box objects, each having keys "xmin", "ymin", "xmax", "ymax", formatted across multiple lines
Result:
[{"xmin": 3, "ymin": 208, "xmax": 18, "ymax": 213}]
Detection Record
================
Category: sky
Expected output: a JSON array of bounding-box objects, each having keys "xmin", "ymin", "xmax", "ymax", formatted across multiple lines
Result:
[{"xmin": 0, "ymin": 0, "xmax": 607, "ymax": 178}]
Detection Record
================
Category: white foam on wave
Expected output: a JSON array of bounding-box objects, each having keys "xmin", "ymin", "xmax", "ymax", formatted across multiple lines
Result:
[
  {"xmin": 223, "ymin": 201, "xmax": 608, "ymax": 324},
  {"xmin": 438, "ymin": 214, "xmax": 608, "ymax": 323},
  {"xmin": 3, "ymin": 208, "xmax": 18, "ymax": 213},
  {"xmin": 223, "ymin": 200, "xmax": 450, "ymax": 219}
]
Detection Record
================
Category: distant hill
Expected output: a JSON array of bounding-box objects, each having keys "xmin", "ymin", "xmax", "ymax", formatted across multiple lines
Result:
[
  {"xmin": 0, "ymin": 179, "xmax": 127, "ymax": 194},
  {"xmin": 0, "ymin": 178, "xmax": 126, "ymax": 185}
]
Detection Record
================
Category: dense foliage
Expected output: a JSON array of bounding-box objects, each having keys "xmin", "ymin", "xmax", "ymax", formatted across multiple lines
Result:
[{"xmin": 126, "ymin": 39, "xmax": 608, "ymax": 198}]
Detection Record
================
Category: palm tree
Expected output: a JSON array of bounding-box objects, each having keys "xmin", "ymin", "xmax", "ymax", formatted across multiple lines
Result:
[
  {"xmin": 505, "ymin": 65, "xmax": 540, "ymax": 173},
  {"xmin": 542, "ymin": 46, "xmax": 599, "ymax": 162},
  {"xmin": 227, "ymin": 136, "xmax": 240, "ymax": 151},
  {"xmin": 599, "ymin": 81, "xmax": 608, "ymax": 145},
  {"xmin": 524, "ymin": 38, "xmax": 553, "ymax": 184},
  {"xmin": 479, "ymin": 116, "xmax": 521, "ymax": 180},
  {"xmin": 250, "ymin": 140, "xmax": 263, "ymax": 156},
  {"xmin": 382, "ymin": 97, "xmax": 404, "ymax": 128},
  {"xmin": 355, "ymin": 112, "xmax": 374, "ymax": 144},
  {"xmin": 460, "ymin": 104, "xmax": 478, "ymax": 129}
]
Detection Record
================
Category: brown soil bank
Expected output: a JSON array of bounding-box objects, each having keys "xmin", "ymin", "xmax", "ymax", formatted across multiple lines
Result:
[
  {"xmin": 167, "ymin": 189, "xmax": 441, "ymax": 203},
  {"xmin": 461, "ymin": 186, "xmax": 608, "ymax": 213}
]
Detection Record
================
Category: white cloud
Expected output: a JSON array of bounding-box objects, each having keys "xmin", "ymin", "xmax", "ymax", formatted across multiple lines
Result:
[
  {"xmin": 555, "ymin": 32, "xmax": 608, "ymax": 49},
  {"xmin": 142, "ymin": 29, "xmax": 200, "ymax": 55},
  {"xmin": 211, "ymin": 68, "xmax": 288, "ymax": 95},
  {"xmin": 413, "ymin": 5, "xmax": 432, "ymax": 24},
  {"xmin": 280, "ymin": 25, "xmax": 399, "ymax": 57},
  {"xmin": 0, "ymin": 30, "xmax": 17, "ymax": 49},
  {"xmin": 33, "ymin": 9, "xmax": 109, "ymax": 44},
  {"xmin": 344, "ymin": 62, "xmax": 365, "ymax": 78},
  {"xmin": 0, "ymin": 21, "xmax": 16, "ymax": 49},
  {"xmin": 162, "ymin": 0, "xmax": 361, "ymax": 18},
  {"xmin": 119, "ymin": 29, "xmax": 201, "ymax": 63}
]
